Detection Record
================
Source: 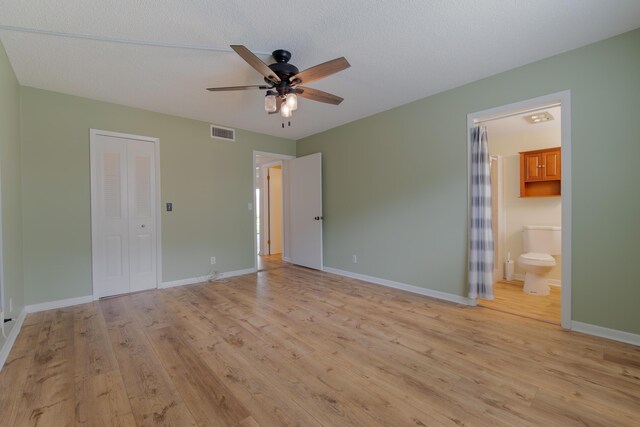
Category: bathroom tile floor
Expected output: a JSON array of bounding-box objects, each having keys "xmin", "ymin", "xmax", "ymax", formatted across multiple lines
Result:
[{"xmin": 479, "ymin": 280, "xmax": 561, "ymax": 324}]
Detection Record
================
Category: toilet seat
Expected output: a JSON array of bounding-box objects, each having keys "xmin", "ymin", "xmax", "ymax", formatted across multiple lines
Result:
[{"xmin": 519, "ymin": 252, "xmax": 556, "ymax": 267}]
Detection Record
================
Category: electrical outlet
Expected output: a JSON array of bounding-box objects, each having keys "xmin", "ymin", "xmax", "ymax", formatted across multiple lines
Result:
[
  {"xmin": 210, "ymin": 256, "xmax": 216, "ymax": 265},
  {"xmin": 9, "ymin": 298, "xmax": 12, "ymax": 314},
  {"xmin": 352, "ymin": 255, "xmax": 358, "ymax": 263}
]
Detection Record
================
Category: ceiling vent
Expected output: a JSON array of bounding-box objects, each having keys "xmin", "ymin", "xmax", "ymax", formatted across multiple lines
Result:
[{"xmin": 210, "ymin": 124, "xmax": 235, "ymax": 141}]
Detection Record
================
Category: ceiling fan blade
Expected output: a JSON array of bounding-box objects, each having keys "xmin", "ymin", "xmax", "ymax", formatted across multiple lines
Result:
[
  {"xmin": 269, "ymin": 96, "xmax": 283, "ymax": 114},
  {"xmin": 206, "ymin": 85, "xmax": 271, "ymax": 91},
  {"xmin": 290, "ymin": 57, "xmax": 350, "ymax": 85},
  {"xmin": 298, "ymin": 86, "xmax": 344, "ymax": 105},
  {"xmin": 230, "ymin": 45, "xmax": 281, "ymax": 83}
]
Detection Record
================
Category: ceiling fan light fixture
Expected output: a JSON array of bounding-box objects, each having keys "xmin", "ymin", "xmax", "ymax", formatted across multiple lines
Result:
[
  {"xmin": 264, "ymin": 94, "xmax": 277, "ymax": 112},
  {"xmin": 280, "ymin": 102, "xmax": 292, "ymax": 118},
  {"xmin": 285, "ymin": 93, "xmax": 298, "ymax": 111}
]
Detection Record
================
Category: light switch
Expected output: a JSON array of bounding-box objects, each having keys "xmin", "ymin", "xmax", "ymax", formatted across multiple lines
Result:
[{"xmin": 166, "ymin": 202, "xmax": 173, "ymax": 212}]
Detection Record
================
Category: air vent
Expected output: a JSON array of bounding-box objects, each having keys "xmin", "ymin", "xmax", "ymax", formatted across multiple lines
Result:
[{"xmin": 210, "ymin": 124, "xmax": 235, "ymax": 141}]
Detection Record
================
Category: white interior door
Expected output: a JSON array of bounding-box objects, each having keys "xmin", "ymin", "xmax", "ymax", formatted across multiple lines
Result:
[
  {"xmin": 290, "ymin": 153, "xmax": 323, "ymax": 270},
  {"xmin": 127, "ymin": 141, "xmax": 157, "ymax": 292},
  {"xmin": 91, "ymin": 132, "xmax": 158, "ymax": 298}
]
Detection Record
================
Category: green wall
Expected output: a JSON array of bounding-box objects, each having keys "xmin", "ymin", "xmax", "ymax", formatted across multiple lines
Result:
[
  {"xmin": 0, "ymin": 41, "xmax": 24, "ymax": 349},
  {"xmin": 20, "ymin": 87, "xmax": 295, "ymax": 304},
  {"xmin": 298, "ymin": 29, "xmax": 640, "ymax": 334}
]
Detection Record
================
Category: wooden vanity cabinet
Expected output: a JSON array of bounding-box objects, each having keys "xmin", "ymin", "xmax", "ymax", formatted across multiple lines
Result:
[{"xmin": 519, "ymin": 147, "xmax": 561, "ymax": 197}]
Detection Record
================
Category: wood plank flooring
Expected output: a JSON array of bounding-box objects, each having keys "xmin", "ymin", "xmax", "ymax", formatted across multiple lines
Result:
[
  {"xmin": 478, "ymin": 280, "xmax": 561, "ymax": 324},
  {"xmin": 1, "ymin": 264, "xmax": 639, "ymax": 426}
]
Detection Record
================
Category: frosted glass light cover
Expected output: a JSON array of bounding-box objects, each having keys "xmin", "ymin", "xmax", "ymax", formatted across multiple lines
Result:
[
  {"xmin": 285, "ymin": 93, "xmax": 298, "ymax": 111},
  {"xmin": 265, "ymin": 95, "xmax": 277, "ymax": 112},
  {"xmin": 280, "ymin": 103, "xmax": 292, "ymax": 118}
]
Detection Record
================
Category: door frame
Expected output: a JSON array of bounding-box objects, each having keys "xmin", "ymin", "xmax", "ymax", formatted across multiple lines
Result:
[
  {"xmin": 466, "ymin": 90, "xmax": 572, "ymax": 329},
  {"xmin": 253, "ymin": 151, "xmax": 294, "ymax": 270},
  {"xmin": 90, "ymin": 129, "xmax": 163, "ymax": 299},
  {"xmin": 260, "ymin": 160, "xmax": 284, "ymax": 256},
  {"xmin": 0, "ymin": 157, "xmax": 4, "ymax": 315}
]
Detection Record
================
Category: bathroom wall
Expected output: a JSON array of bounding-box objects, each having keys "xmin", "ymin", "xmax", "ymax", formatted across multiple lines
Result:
[{"xmin": 487, "ymin": 123, "xmax": 562, "ymax": 281}]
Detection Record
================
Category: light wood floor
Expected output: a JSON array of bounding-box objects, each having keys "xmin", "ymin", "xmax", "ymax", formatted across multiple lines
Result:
[
  {"xmin": 479, "ymin": 281, "xmax": 561, "ymax": 324},
  {"xmin": 257, "ymin": 254, "xmax": 285, "ymax": 272},
  {"xmin": 1, "ymin": 265, "xmax": 639, "ymax": 426}
]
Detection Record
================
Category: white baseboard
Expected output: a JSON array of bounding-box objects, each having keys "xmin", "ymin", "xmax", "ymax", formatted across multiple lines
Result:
[
  {"xmin": 282, "ymin": 256, "xmax": 292, "ymax": 263},
  {"xmin": 323, "ymin": 267, "xmax": 477, "ymax": 306},
  {"xmin": 161, "ymin": 275, "xmax": 212, "ymax": 288},
  {"xmin": 161, "ymin": 267, "xmax": 257, "ymax": 289},
  {"xmin": 0, "ymin": 308, "xmax": 27, "ymax": 370},
  {"xmin": 571, "ymin": 321, "xmax": 640, "ymax": 347},
  {"xmin": 25, "ymin": 295, "xmax": 94, "ymax": 313},
  {"xmin": 513, "ymin": 273, "xmax": 561, "ymax": 287}
]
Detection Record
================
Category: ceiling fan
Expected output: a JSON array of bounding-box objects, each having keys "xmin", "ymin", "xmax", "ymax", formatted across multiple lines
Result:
[{"xmin": 206, "ymin": 45, "xmax": 350, "ymax": 125}]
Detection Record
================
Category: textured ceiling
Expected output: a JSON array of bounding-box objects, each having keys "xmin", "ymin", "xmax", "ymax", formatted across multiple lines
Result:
[{"xmin": 1, "ymin": 1, "xmax": 639, "ymax": 139}]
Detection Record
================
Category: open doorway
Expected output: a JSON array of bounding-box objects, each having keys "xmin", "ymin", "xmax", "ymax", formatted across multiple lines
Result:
[
  {"xmin": 468, "ymin": 91, "xmax": 571, "ymax": 328},
  {"xmin": 253, "ymin": 152, "xmax": 294, "ymax": 272}
]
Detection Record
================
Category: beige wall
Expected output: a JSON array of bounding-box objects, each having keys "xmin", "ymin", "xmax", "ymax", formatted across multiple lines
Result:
[
  {"xmin": 487, "ymin": 126, "xmax": 562, "ymax": 281},
  {"xmin": 268, "ymin": 167, "xmax": 283, "ymax": 255}
]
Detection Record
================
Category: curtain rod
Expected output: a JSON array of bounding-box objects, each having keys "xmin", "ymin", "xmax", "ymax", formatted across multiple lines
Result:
[{"xmin": 474, "ymin": 102, "xmax": 561, "ymax": 125}]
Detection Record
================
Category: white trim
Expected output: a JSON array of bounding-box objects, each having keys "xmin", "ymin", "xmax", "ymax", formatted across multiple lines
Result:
[
  {"xmin": 0, "ymin": 308, "xmax": 26, "ymax": 371},
  {"xmin": 0, "ymin": 128, "xmax": 4, "ymax": 320},
  {"xmin": 467, "ymin": 90, "xmax": 572, "ymax": 329},
  {"xmin": 572, "ymin": 321, "xmax": 640, "ymax": 347},
  {"xmin": 282, "ymin": 256, "xmax": 292, "ymax": 263},
  {"xmin": 89, "ymin": 129, "xmax": 163, "ymax": 298},
  {"xmin": 161, "ymin": 276, "xmax": 212, "ymax": 288},
  {"xmin": 323, "ymin": 267, "xmax": 477, "ymax": 306},
  {"xmin": 253, "ymin": 151, "xmax": 295, "ymax": 271},
  {"xmin": 160, "ymin": 267, "xmax": 257, "ymax": 289},
  {"xmin": 25, "ymin": 295, "xmax": 94, "ymax": 313},
  {"xmin": 512, "ymin": 273, "xmax": 561, "ymax": 287}
]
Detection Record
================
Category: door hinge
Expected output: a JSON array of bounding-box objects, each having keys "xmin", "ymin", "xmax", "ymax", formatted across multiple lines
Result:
[
  {"xmin": 267, "ymin": 175, "xmax": 270, "ymax": 181},
  {"xmin": 267, "ymin": 239, "xmax": 271, "ymax": 245}
]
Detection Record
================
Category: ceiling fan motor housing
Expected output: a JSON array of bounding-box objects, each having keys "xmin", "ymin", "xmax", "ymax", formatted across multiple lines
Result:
[{"xmin": 265, "ymin": 49, "xmax": 300, "ymax": 87}]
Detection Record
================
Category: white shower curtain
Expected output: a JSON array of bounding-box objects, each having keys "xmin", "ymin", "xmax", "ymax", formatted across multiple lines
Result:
[{"xmin": 468, "ymin": 125, "xmax": 494, "ymax": 299}]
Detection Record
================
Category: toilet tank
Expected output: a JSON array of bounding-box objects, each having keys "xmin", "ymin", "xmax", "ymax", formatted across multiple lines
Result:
[{"xmin": 522, "ymin": 226, "xmax": 561, "ymax": 255}]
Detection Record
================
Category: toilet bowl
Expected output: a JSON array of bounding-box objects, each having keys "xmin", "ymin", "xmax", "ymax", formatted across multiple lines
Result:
[
  {"xmin": 518, "ymin": 226, "xmax": 561, "ymax": 296},
  {"xmin": 518, "ymin": 252, "xmax": 556, "ymax": 295}
]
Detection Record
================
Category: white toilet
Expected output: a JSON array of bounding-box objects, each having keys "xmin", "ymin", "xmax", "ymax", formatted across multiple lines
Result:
[{"xmin": 518, "ymin": 225, "xmax": 561, "ymax": 296}]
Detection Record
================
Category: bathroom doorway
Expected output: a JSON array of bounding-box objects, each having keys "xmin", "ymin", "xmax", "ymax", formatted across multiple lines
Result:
[
  {"xmin": 253, "ymin": 152, "xmax": 294, "ymax": 272},
  {"xmin": 467, "ymin": 91, "xmax": 571, "ymax": 328}
]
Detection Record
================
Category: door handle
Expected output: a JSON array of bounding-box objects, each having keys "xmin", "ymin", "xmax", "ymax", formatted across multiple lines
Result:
[{"xmin": 141, "ymin": 224, "xmax": 146, "ymax": 228}]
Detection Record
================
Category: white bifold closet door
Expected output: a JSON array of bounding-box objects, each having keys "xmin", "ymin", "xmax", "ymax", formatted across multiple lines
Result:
[{"xmin": 91, "ymin": 133, "xmax": 157, "ymax": 298}]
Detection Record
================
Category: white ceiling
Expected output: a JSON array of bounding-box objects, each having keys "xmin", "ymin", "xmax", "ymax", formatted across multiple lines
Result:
[
  {"xmin": 485, "ymin": 106, "xmax": 561, "ymax": 140},
  {"xmin": 1, "ymin": 1, "xmax": 639, "ymax": 140}
]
